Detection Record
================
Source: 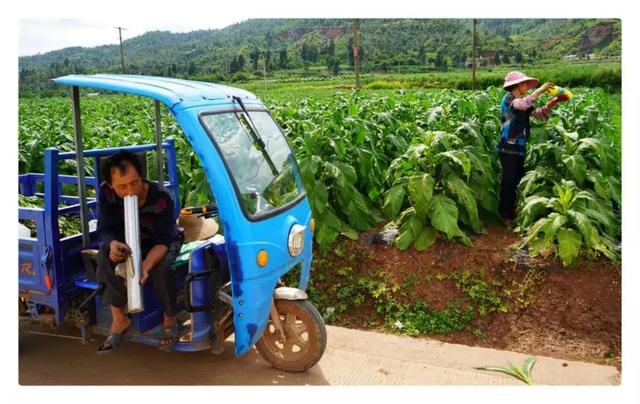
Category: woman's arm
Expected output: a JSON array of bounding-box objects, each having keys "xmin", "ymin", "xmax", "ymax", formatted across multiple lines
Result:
[
  {"xmin": 511, "ymin": 82, "xmax": 554, "ymax": 112},
  {"xmin": 510, "ymin": 95, "xmax": 537, "ymax": 110},
  {"xmin": 531, "ymin": 106, "xmax": 552, "ymax": 121}
]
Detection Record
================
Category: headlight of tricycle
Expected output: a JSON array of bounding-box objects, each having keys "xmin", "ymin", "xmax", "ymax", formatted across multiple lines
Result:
[{"xmin": 288, "ymin": 224, "xmax": 306, "ymax": 257}]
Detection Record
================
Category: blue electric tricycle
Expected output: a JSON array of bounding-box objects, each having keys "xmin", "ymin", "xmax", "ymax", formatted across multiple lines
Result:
[{"xmin": 18, "ymin": 74, "xmax": 326, "ymax": 372}]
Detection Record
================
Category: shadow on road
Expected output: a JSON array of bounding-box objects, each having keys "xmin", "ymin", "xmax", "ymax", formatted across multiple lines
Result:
[{"xmin": 19, "ymin": 328, "xmax": 330, "ymax": 386}]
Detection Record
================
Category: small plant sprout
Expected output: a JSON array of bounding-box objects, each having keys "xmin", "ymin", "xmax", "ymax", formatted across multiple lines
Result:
[{"xmin": 475, "ymin": 356, "xmax": 537, "ymax": 385}]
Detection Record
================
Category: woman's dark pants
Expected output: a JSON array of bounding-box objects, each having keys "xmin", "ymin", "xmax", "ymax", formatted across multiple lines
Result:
[{"xmin": 499, "ymin": 152, "xmax": 525, "ymax": 220}]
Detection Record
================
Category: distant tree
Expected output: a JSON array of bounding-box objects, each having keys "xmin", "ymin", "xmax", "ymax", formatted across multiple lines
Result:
[
  {"xmin": 301, "ymin": 43, "xmax": 309, "ymax": 61},
  {"xmin": 229, "ymin": 58, "xmax": 237, "ymax": 74},
  {"xmin": 348, "ymin": 38, "xmax": 355, "ymax": 67},
  {"xmin": 229, "ymin": 55, "xmax": 245, "ymax": 74},
  {"xmin": 308, "ymin": 45, "xmax": 319, "ymax": 62},
  {"xmin": 279, "ymin": 48, "xmax": 288, "ymax": 69},
  {"xmin": 327, "ymin": 39, "xmax": 335, "ymax": 57},
  {"xmin": 454, "ymin": 53, "xmax": 465, "ymax": 68},
  {"xmin": 515, "ymin": 50, "xmax": 523, "ymax": 64},
  {"xmin": 250, "ymin": 48, "xmax": 260, "ymax": 71},
  {"xmin": 419, "ymin": 46, "xmax": 427, "ymax": 65},
  {"xmin": 503, "ymin": 53, "xmax": 511, "ymax": 64},
  {"xmin": 327, "ymin": 57, "xmax": 339, "ymax": 76},
  {"xmin": 435, "ymin": 50, "xmax": 446, "ymax": 71},
  {"xmin": 237, "ymin": 54, "xmax": 245, "ymax": 71},
  {"xmin": 187, "ymin": 61, "xmax": 197, "ymax": 75},
  {"xmin": 494, "ymin": 52, "xmax": 501, "ymax": 65},
  {"xmin": 265, "ymin": 49, "xmax": 272, "ymax": 71},
  {"xmin": 265, "ymin": 32, "xmax": 274, "ymax": 49}
]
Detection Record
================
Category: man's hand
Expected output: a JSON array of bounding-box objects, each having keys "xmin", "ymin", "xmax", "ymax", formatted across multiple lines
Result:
[
  {"xmin": 109, "ymin": 240, "xmax": 131, "ymax": 263},
  {"xmin": 140, "ymin": 259, "xmax": 153, "ymax": 285},
  {"xmin": 139, "ymin": 245, "xmax": 168, "ymax": 285}
]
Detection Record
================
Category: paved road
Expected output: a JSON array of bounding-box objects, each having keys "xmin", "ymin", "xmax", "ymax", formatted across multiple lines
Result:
[{"xmin": 18, "ymin": 324, "xmax": 619, "ymax": 385}]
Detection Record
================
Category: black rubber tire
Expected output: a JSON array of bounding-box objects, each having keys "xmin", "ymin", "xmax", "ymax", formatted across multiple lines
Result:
[{"xmin": 255, "ymin": 299, "xmax": 327, "ymax": 373}]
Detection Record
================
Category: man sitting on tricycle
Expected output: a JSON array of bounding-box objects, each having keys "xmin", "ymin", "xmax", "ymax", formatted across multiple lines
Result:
[{"xmin": 95, "ymin": 151, "xmax": 181, "ymax": 353}]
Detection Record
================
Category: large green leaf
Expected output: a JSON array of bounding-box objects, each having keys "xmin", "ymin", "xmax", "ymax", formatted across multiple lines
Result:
[
  {"xmin": 334, "ymin": 162, "xmax": 358, "ymax": 186},
  {"xmin": 562, "ymin": 155, "xmax": 587, "ymax": 186},
  {"xmin": 518, "ymin": 195, "xmax": 551, "ymax": 227},
  {"xmin": 556, "ymin": 228, "xmax": 582, "ymax": 266},
  {"xmin": 382, "ymin": 185, "xmax": 407, "ymax": 220},
  {"xmin": 309, "ymin": 181, "xmax": 329, "ymax": 214},
  {"xmin": 340, "ymin": 221, "xmax": 359, "ymax": 240},
  {"xmin": 345, "ymin": 187, "xmax": 379, "ymax": 230},
  {"xmin": 540, "ymin": 213, "xmax": 567, "ymax": 242},
  {"xmin": 567, "ymin": 210, "xmax": 597, "ymax": 245},
  {"xmin": 522, "ymin": 216, "xmax": 552, "ymax": 246},
  {"xmin": 576, "ymin": 137, "xmax": 605, "ymax": 163},
  {"xmin": 314, "ymin": 209, "xmax": 342, "ymax": 248},
  {"xmin": 438, "ymin": 150, "xmax": 471, "ymax": 179},
  {"xmin": 414, "ymin": 226, "xmax": 437, "ymax": 251},
  {"xmin": 407, "ymin": 174, "xmax": 435, "ymax": 220},
  {"xmin": 427, "ymin": 194, "xmax": 470, "ymax": 244},
  {"xmin": 298, "ymin": 156, "xmax": 319, "ymax": 185},
  {"xmin": 584, "ymin": 207, "xmax": 616, "ymax": 235},
  {"xmin": 528, "ymin": 235, "xmax": 554, "ymax": 257},
  {"xmin": 445, "ymin": 174, "xmax": 484, "ymax": 234},
  {"xmin": 427, "ymin": 106, "xmax": 443, "ymax": 125},
  {"xmin": 568, "ymin": 210, "xmax": 618, "ymax": 260},
  {"xmin": 395, "ymin": 211, "xmax": 423, "ymax": 251},
  {"xmin": 608, "ymin": 176, "xmax": 621, "ymax": 207},
  {"xmin": 586, "ymin": 170, "xmax": 610, "ymax": 201}
]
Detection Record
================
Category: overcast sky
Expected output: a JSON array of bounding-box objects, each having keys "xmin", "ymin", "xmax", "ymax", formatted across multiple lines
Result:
[{"xmin": 18, "ymin": 17, "xmax": 245, "ymax": 57}]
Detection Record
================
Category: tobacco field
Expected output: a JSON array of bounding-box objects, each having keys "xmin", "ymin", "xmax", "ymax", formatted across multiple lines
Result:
[{"xmin": 18, "ymin": 87, "xmax": 621, "ymax": 266}]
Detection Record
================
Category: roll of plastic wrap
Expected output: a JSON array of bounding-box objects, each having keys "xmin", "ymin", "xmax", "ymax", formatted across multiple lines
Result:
[{"xmin": 124, "ymin": 194, "xmax": 144, "ymax": 313}]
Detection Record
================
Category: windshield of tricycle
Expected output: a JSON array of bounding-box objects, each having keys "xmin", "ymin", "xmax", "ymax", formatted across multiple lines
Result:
[{"xmin": 200, "ymin": 110, "xmax": 304, "ymax": 218}]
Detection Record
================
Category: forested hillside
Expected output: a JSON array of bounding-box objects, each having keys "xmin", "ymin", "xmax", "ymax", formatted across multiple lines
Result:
[{"xmin": 19, "ymin": 18, "xmax": 621, "ymax": 95}]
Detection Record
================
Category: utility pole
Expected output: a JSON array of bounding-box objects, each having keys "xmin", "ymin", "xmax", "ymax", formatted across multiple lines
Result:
[
  {"xmin": 352, "ymin": 19, "xmax": 361, "ymax": 89},
  {"xmin": 472, "ymin": 19, "xmax": 477, "ymax": 91},
  {"xmin": 115, "ymin": 26, "xmax": 127, "ymax": 74}
]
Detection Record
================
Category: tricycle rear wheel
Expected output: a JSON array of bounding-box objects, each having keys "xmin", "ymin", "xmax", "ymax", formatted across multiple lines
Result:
[{"xmin": 255, "ymin": 299, "xmax": 326, "ymax": 372}]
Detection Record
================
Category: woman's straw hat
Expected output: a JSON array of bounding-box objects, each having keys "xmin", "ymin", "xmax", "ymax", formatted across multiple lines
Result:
[
  {"xmin": 503, "ymin": 71, "xmax": 539, "ymax": 90},
  {"xmin": 178, "ymin": 214, "xmax": 219, "ymax": 242}
]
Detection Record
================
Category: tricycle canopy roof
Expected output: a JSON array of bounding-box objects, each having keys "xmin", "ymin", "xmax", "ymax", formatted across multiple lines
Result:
[{"xmin": 53, "ymin": 74, "xmax": 258, "ymax": 109}]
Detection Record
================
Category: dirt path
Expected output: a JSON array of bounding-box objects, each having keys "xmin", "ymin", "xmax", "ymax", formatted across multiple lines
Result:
[{"xmin": 19, "ymin": 324, "xmax": 618, "ymax": 385}]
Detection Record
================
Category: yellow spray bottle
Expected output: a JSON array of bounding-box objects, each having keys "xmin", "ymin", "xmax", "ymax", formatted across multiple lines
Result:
[{"xmin": 548, "ymin": 85, "xmax": 573, "ymax": 100}]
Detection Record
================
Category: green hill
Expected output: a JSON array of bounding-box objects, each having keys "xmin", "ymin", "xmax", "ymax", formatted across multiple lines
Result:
[{"xmin": 19, "ymin": 18, "xmax": 621, "ymax": 95}]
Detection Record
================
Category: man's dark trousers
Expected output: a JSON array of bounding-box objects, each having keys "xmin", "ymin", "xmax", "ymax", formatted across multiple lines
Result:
[{"xmin": 96, "ymin": 239, "xmax": 181, "ymax": 316}]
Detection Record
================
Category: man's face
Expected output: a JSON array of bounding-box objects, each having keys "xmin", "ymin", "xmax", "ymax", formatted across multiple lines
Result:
[{"xmin": 110, "ymin": 161, "xmax": 143, "ymax": 199}]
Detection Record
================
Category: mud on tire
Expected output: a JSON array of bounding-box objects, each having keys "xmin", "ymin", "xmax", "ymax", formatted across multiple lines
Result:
[{"xmin": 255, "ymin": 299, "xmax": 327, "ymax": 373}]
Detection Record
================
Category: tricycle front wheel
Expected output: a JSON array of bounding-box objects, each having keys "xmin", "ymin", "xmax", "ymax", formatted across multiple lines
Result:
[{"xmin": 255, "ymin": 299, "xmax": 326, "ymax": 372}]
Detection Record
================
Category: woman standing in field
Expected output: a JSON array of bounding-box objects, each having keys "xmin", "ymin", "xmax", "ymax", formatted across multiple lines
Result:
[{"xmin": 497, "ymin": 71, "xmax": 553, "ymax": 224}]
